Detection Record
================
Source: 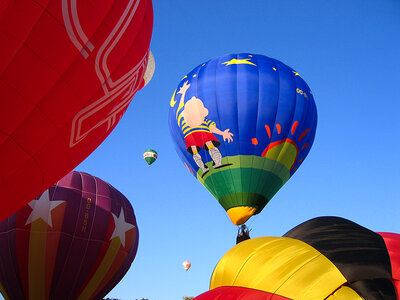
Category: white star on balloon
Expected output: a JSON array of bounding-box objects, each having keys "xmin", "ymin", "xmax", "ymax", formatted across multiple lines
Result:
[
  {"xmin": 25, "ymin": 190, "xmax": 65, "ymax": 227},
  {"xmin": 110, "ymin": 209, "xmax": 135, "ymax": 247}
]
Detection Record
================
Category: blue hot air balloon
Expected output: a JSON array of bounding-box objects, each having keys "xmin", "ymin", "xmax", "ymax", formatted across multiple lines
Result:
[{"xmin": 168, "ymin": 53, "xmax": 317, "ymax": 225}]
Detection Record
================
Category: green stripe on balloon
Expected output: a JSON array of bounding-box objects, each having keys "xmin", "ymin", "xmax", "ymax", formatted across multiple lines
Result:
[
  {"xmin": 143, "ymin": 149, "xmax": 158, "ymax": 166},
  {"xmin": 197, "ymin": 155, "xmax": 289, "ymax": 213}
]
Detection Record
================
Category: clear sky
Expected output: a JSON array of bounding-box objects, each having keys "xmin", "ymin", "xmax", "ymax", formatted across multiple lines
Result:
[{"xmin": 67, "ymin": 1, "xmax": 400, "ymax": 299}]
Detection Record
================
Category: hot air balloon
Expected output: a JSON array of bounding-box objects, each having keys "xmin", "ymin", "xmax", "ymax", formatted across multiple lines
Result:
[
  {"xmin": 0, "ymin": 0, "xmax": 153, "ymax": 221},
  {"xmin": 182, "ymin": 261, "xmax": 191, "ymax": 271},
  {"xmin": 0, "ymin": 171, "xmax": 139, "ymax": 300},
  {"xmin": 168, "ymin": 53, "xmax": 317, "ymax": 225},
  {"xmin": 143, "ymin": 149, "xmax": 158, "ymax": 167},
  {"xmin": 195, "ymin": 217, "xmax": 399, "ymax": 300}
]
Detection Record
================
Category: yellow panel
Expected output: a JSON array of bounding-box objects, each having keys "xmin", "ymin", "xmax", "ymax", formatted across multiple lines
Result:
[
  {"xmin": 29, "ymin": 220, "xmax": 48, "ymax": 300},
  {"xmin": 226, "ymin": 206, "xmax": 257, "ymax": 225},
  {"xmin": 265, "ymin": 142, "xmax": 297, "ymax": 170},
  {"xmin": 210, "ymin": 237, "xmax": 348, "ymax": 300},
  {"xmin": 326, "ymin": 286, "xmax": 363, "ymax": 299}
]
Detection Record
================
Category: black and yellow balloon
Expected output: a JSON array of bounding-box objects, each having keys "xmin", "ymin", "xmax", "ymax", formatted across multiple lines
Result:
[{"xmin": 195, "ymin": 217, "xmax": 399, "ymax": 300}]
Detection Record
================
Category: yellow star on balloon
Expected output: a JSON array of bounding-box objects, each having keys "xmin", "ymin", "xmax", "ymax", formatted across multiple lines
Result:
[{"xmin": 222, "ymin": 58, "xmax": 256, "ymax": 66}]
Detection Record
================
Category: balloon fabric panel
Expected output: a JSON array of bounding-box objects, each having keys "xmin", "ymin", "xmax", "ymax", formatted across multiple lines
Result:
[
  {"xmin": 210, "ymin": 237, "xmax": 351, "ymax": 300},
  {"xmin": 168, "ymin": 53, "xmax": 317, "ymax": 225},
  {"xmin": 283, "ymin": 217, "xmax": 393, "ymax": 281},
  {"xmin": 0, "ymin": 171, "xmax": 139, "ymax": 300},
  {"xmin": 194, "ymin": 286, "xmax": 292, "ymax": 300},
  {"xmin": 346, "ymin": 279, "xmax": 397, "ymax": 300},
  {"xmin": 379, "ymin": 232, "xmax": 400, "ymax": 297},
  {"xmin": 0, "ymin": 0, "xmax": 153, "ymax": 221}
]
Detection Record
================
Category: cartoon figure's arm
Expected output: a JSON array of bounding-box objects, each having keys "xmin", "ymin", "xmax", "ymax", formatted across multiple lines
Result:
[
  {"xmin": 210, "ymin": 125, "xmax": 234, "ymax": 143},
  {"xmin": 177, "ymin": 81, "xmax": 190, "ymax": 105}
]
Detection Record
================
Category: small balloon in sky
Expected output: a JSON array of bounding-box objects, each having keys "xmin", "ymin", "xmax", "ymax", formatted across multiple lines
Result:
[
  {"xmin": 182, "ymin": 260, "xmax": 192, "ymax": 271},
  {"xmin": 143, "ymin": 149, "xmax": 158, "ymax": 167}
]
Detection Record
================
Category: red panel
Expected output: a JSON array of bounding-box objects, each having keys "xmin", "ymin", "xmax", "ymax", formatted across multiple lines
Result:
[
  {"xmin": 0, "ymin": 0, "xmax": 153, "ymax": 221},
  {"xmin": 378, "ymin": 232, "xmax": 400, "ymax": 299},
  {"xmin": 379, "ymin": 232, "xmax": 400, "ymax": 280},
  {"xmin": 194, "ymin": 286, "xmax": 292, "ymax": 300}
]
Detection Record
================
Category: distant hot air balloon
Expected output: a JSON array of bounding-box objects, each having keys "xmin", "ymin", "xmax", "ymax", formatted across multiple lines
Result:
[
  {"xmin": 169, "ymin": 53, "xmax": 317, "ymax": 225},
  {"xmin": 0, "ymin": 171, "xmax": 139, "ymax": 300},
  {"xmin": 195, "ymin": 217, "xmax": 399, "ymax": 299},
  {"xmin": 182, "ymin": 261, "xmax": 191, "ymax": 271},
  {"xmin": 143, "ymin": 149, "xmax": 158, "ymax": 167},
  {"xmin": 0, "ymin": 0, "xmax": 154, "ymax": 221}
]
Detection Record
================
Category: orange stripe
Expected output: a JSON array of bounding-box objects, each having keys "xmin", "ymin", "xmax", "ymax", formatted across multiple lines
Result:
[
  {"xmin": 45, "ymin": 204, "xmax": 66, "ymax": 299},
  {"xmin": 265, "ymin": 125, "xmax": 271, "ymax": 138},
  {"xmin": 276, "ymin": 124, "xmax": 281, "ymax": 134},
  {"xmin": 92, "ymin": 250, "xmax": 128, "ymax": 297},
  {"xmin": 77, "ymin": 238, "xmax": 121, "ymax": 300},
  {"xmin": 28, "ymin": 219, "xmax": 48, "ymax": 300},
  {"xmin": 298, "ymin": 128, "xmax": 310, "ymax": 141},
  {"xmin": 291, "ymin": 121, "xmax": 298, "ymax": 135},
  {"xmin": 93, "ymin": 229, "xmax": 137, "ymax": 296}
]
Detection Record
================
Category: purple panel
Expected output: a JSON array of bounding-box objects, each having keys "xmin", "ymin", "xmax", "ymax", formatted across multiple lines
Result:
[{"xmin": 0, "ymin": 171, "xmax": 139, "ymax": 300}]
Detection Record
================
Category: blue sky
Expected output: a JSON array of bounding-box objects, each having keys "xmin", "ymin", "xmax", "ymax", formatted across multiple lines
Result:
[{"xmin": 71, "ymin": 1, "xmax": 400, "ymax": 299}]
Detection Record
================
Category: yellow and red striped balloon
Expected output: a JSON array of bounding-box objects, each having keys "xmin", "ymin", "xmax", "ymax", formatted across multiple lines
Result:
[{"xmin": 0, "ymin": 171, "xmax": 139, "ymax": 300}]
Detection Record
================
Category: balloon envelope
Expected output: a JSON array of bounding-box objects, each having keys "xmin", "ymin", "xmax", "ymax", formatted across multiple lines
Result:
[
  {"xmin": 0, "ymin": 171, "xmax": 139, "ymax": 300},
  {"xmin": 202, "ymin": 217, "xmax": 398, "ymax": 299},
  {"xmin": 169, "ymin": 53, "xmax": 317, "ymax": 225},
  {"xmin": 182, "ymin": 260, "xmax": 191, "ymax": 271},
  {"xmin": 0, "ymin": 0, "xmax": 153, "ymax": 221},
  {"xmin": 143, "ymin": 149, "xmax": 158, "ymax": 166}
]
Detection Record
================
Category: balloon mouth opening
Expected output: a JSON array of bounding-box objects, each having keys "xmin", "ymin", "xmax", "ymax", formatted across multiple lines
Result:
[{"xmin": 226, "ymin": 206, "xmax": 257, "ymax": 225}]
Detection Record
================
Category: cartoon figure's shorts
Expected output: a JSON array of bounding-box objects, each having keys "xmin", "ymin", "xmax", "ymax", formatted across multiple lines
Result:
[{"xmin": 185, "ymin": 131, "xmax": 220, "ymax": 154}]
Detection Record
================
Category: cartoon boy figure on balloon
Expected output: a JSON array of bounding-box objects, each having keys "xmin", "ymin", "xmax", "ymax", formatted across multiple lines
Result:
[{"xmin": 176, "ymin": 81, "xmax": 234, "ymax": 175}]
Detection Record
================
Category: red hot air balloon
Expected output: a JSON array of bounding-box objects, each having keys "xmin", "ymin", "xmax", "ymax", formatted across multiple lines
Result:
[
  {"xmin": 0, "ymin": 0, "xmax": 153, "ymax": 221},
  {"xmin": 0, "ymin": 171, "xmax": 139, "ymax": 300},
  {"xmin": 182, "ymin": 261, "xmax": 191, "ymax": 271}
]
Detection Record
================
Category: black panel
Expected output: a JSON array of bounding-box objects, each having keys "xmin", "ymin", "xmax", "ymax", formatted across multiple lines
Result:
[
  {"xmin": 346, "ymin": 279, "xmax": 397, "ymax": 300},
  {"xmin": 283, "ymin": 216, "xmax": 392, "ymax": 281}
]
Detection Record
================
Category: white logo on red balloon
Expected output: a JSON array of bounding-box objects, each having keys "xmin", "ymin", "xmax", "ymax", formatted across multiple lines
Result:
[{"xmin": 62, "ymin": 0, "xmax": 149, "ymax": 147}]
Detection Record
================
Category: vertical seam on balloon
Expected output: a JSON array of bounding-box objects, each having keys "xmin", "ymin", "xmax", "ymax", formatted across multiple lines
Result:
[
  {"xmin": 72, "ymin": 172, "xmax": 101, "ymax": 299},
  {"xmin": 273, "ymin": 251, "xmax": 325, "ymax": 298},
  {"xmin": 5, "ymin": 212, "xmax": 21, "ymax": 298},
  {"xmin": 251, "ymin": 54, "xmax": 264, "ymax": 213},
  {"xmin": 232, "ymin": 54, "xmax": 242, "ymax": 210},
  {"xmin": 205, "ymin": 57, "xmax": 225, "ymax": 209},
  {"xmin": 46, "ymin": 181, "xmax": 60, "ymax": 299},
  {"xmin": 229, "ymin": 54, "xmax": 241, "ymax": 212},
  {"xmin": 97, "ymin": 183, "xmax": 130, "ymax": 298},
  {"xmin": 213, "ymin": 55, "xmax": 235, "ymax": 223},
  {"xmin": 276, "ymin": 67, "xmax": 298, "ymax": 170},
  {"xmin": 292, "ymin": 82, "xmax": 308, "ymax": 173},
  {"xmin": 297, "ymin": 97, "xmax": 317, "ymax": 173},
  {"xmin": 54, "ymin": 171, "xmax": 82, "ymax": 299},
  {"xmin": 230, "ymin": 241, "xmax": 270, "ymax": 285},
  {"xmin": 267, "ymin": 59, "xmax": 282, "ymax": 211},
  {"xmin": 89, "ymin": 178, "xmax": 114, "ymax": 298}
]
